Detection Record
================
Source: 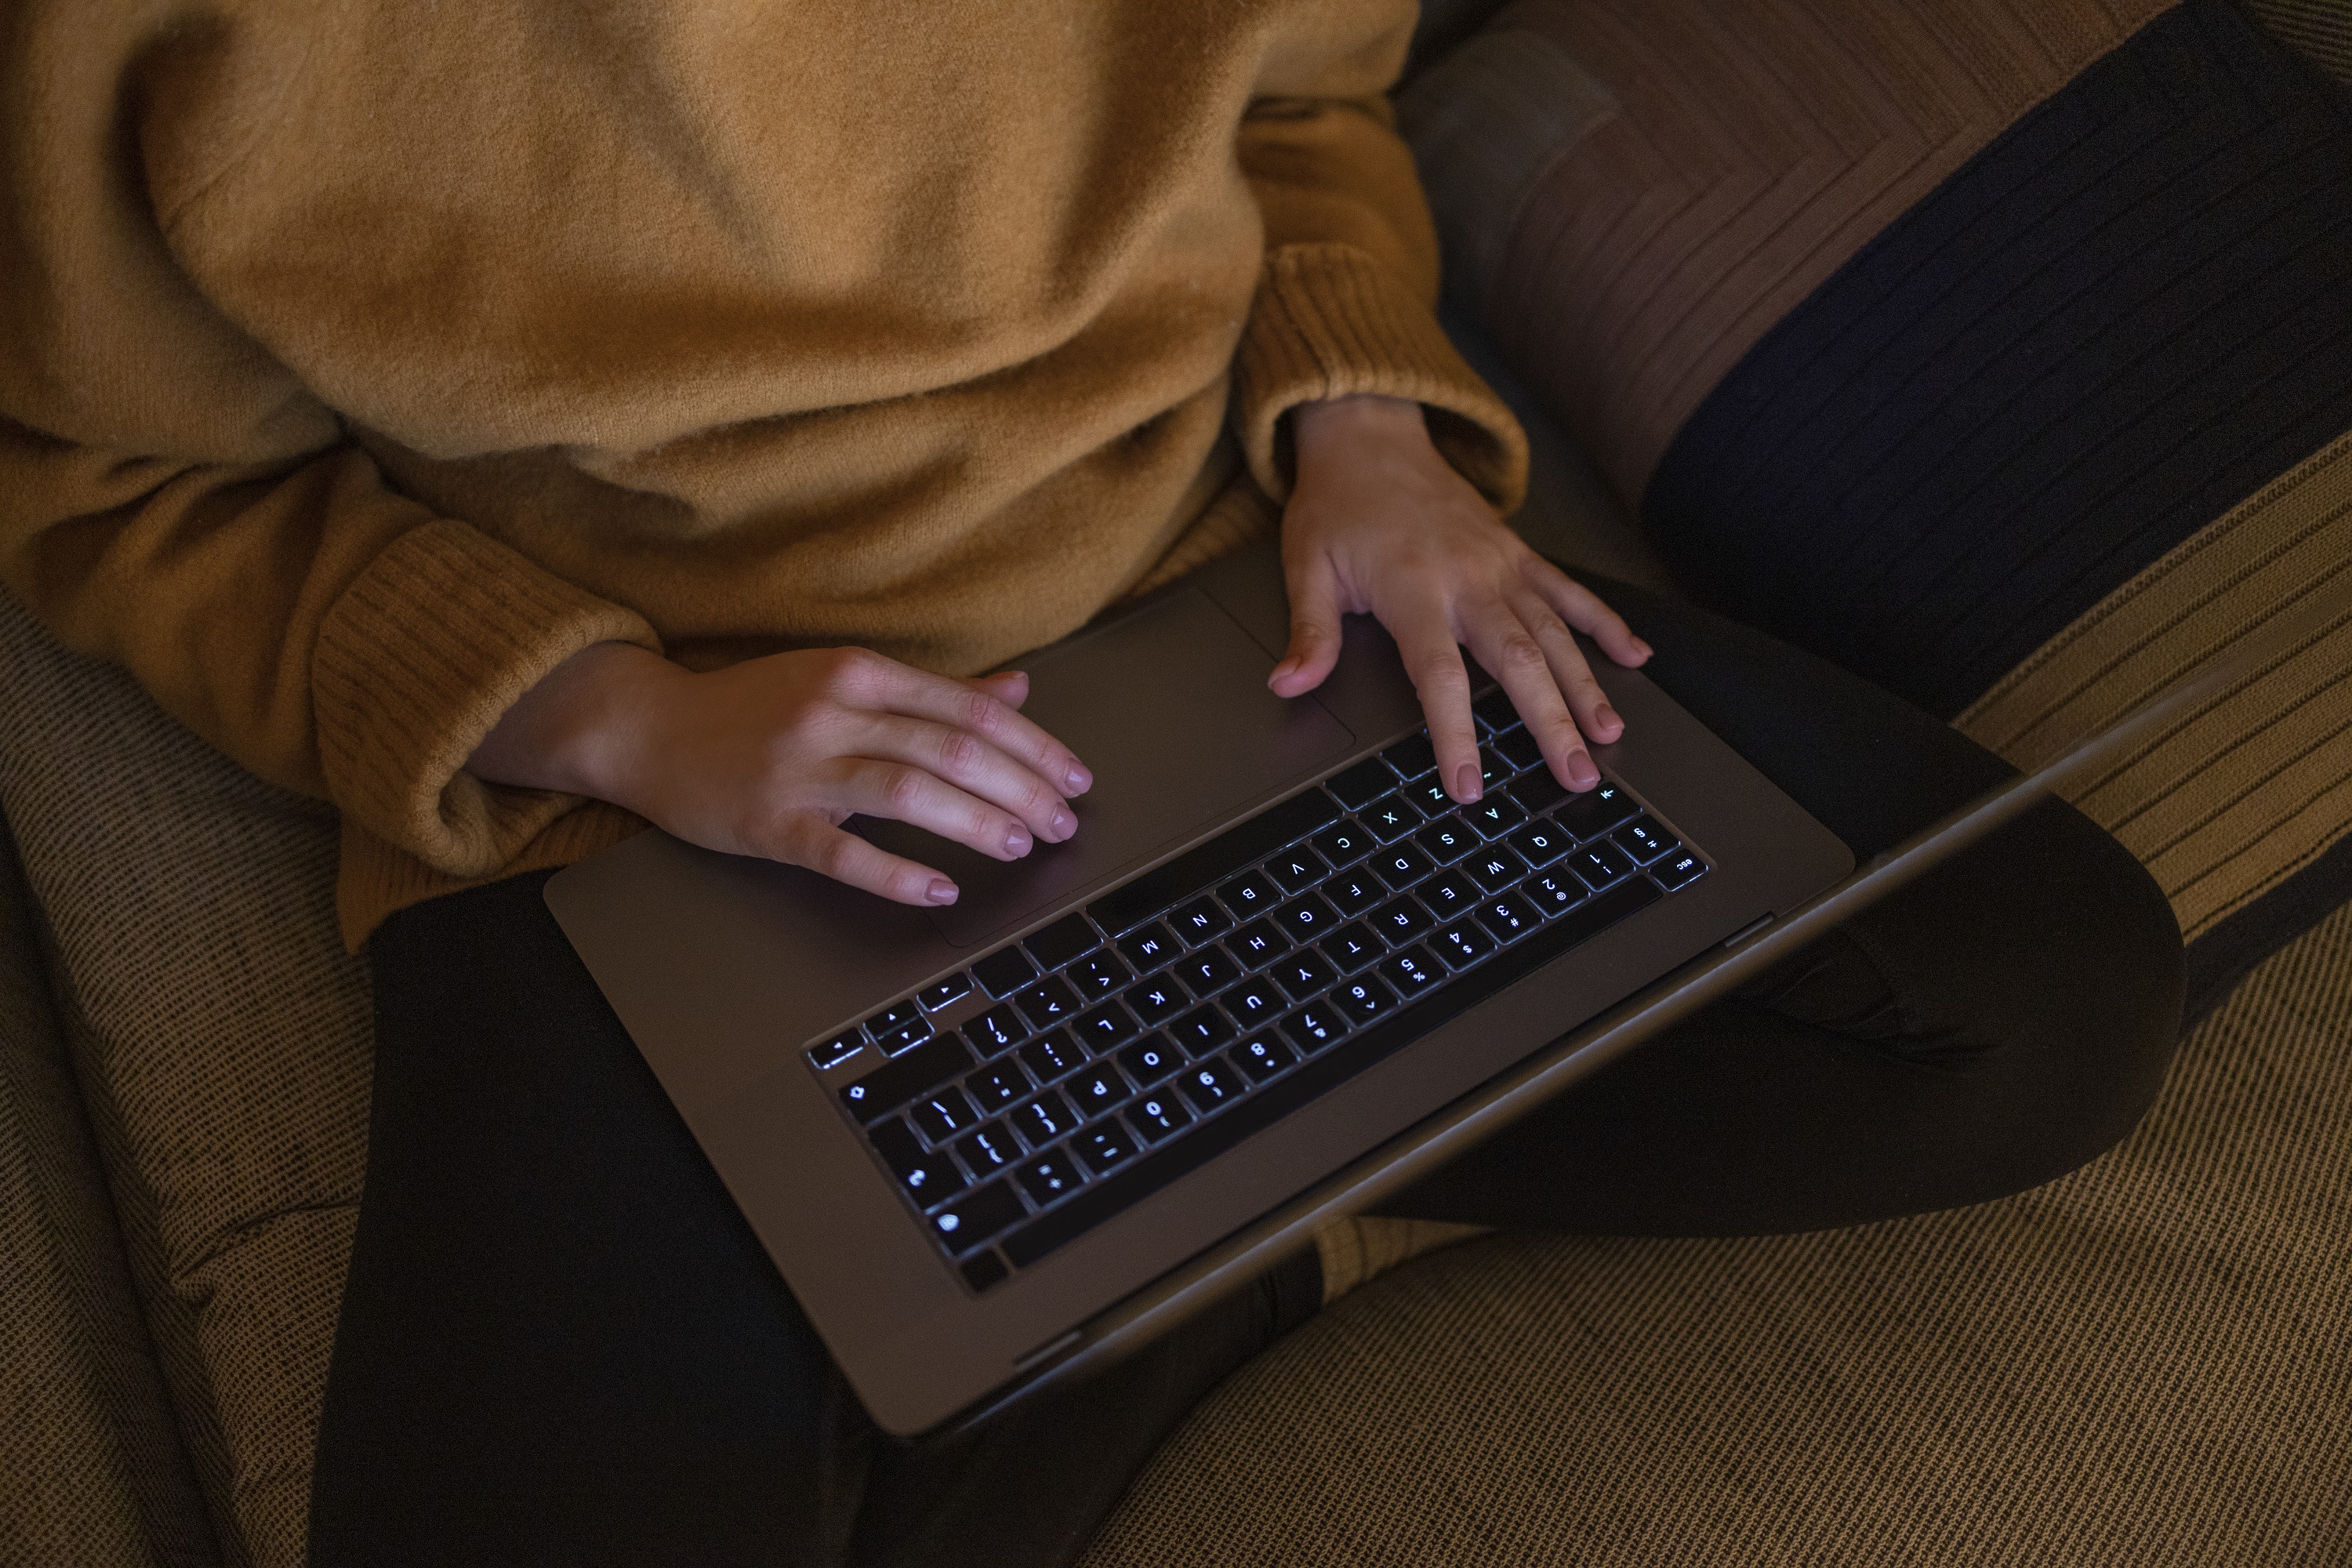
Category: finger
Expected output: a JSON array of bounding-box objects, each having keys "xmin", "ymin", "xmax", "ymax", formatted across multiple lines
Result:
[
  {"xmin": 831, "ymin": 757, "xmax": 1048, "ymax": 862},
  {"xmin": 771, "ymin": 814, "xmax": 959, "ymax": 906},
  {"xmin": 1270, "ymin": 555, "xmax": 1346, "ymax": 698},
  {"xmin": 830, "ymin": 650, "xmax": 1091, "ymax": 797},
  {"xmin": 1386, "ymin": 593, "xmax": 1481, "ymax": 802},
  {"xmin": 968, "ymin": 669, "xmax": 1030, "ymax": 709},
  {"xmin": 1523, "ymin": 558, "xmax": 1652, "ymax": 667},
  {"xmin": 1463, "ymin": 593, "xmax": 1597, "ymax": 793},
  {"xmin": 852, "ymin": 713, "xmax": 1081, "ymax": 844},
  {"xmin": 1507, "ymin": 592, "xmax": 1610, "ymax": 787}
]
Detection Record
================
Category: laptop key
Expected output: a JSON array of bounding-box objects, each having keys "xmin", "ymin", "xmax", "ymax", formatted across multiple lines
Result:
[
  {"xmin": 972, "ymin": 947, "xmax": 1038, "ymax": 1000},
  {"xmin": 1022, "ymin": 913, "xmax": 1100, "ymax": 972},
  {"xmin": 1367, "ymin": 893, "xmax": 1435, "ymax": 945},
  {"xmin": 1319, "ymin": 923, "xmax": 1383, "ymax": 974},
  {"xmin": 930, "ymin": 1180, "xmax": 1025, "ymax": 1254},
  {"xmin": 1169, "ymin": 1004, "xmax": 1237, "ymax": 1057},
  {"xmin": 1492, "ymin": 726, "xmax": 1545, "ymax": 772},
  {"xmin": 1065, "ymin": 1065, "xmax": 1128, "ymax": 1121},
  {"xmin": 960, "ymin": 1251, "xmax": 1011, "ymax": 1293},
  {"xmin": 966, "ymin": 1062, "xmax": 1031, "ymax": 1114},
  {"xmin": 1226, "ymin": 918, "xmax": 1291, "ymax": 967},
  {"xmin": 1381, "ymin": 733, "xmax": 1439, "ymax": 779},
  {"xmin": 1015, "ymin": 1151, "xmax": 1083, "ymax": 1207},
  {"xmin": 1116, "ymin": 1034, "xmax": 1183, "ymax": 1087},
  {"xmin": 1413, "ymin": 820, "xmax": 1475, "ymax": 864},
  {"xmin": 1224, "ymin": 978, "xmax": 1287, "ymax": 1029},
  {"xmin": 870, "ymin": 1118, "xmax": 967, "ymax": 1203},
  {"xmin": 1418, "ymin": 869, "xmax": 1480, "ymax": 920},
  {"xmin": 1269, "ymin": 950, "xmax": 1337, "ymax": 1002},
  {"xmin": 808, "ymin": 1030, "xmax": 863, "ymax": 1071},
  {"xmin": 1279, "ymin": 1004, "xmax": 1348, "ymax": 1054},
  {"xmin": 1126, "ymin": 975, "xmax": 1189, "ymax": 1026},
  {"xmin": 959, "ymin": 1122, "xmax": 1020, "ymax": 1173},
  {"xmin": 1508, "ymin": 769, "xmax": 1569, "ymax": 813},
  {"xmin": 1272, "ymin": 892, "xmax": 1340, "ymax": 943},
  {"xmin": 1170, "ymin": 896, "xmax": 1232, "ymax": 947},
  {"xmin": 1125, "ymin": 1091, "xmax": 1194, "ymax": 1143},
  {"xmin": 1233, "ymin": 1034, "xmax": 1295, "ymax": 1083},
  {"xmin": 1370, "ymin": 844, "xmax": 1433, "ymax": 888},
  {"xmin": 1324, "ymin": 869, "xmax": 1388, "ymax": 919},
  {"xmin": 1465, "ymin": 796, "xmax": 1526, "ymax": 840},
  {"xmin": 1013, "ymin": 977, "xmax": 1081, "ymax": 1030},
  {"xmin": 1071, "ymin": 1000, "xmax": 1141, "ymax": 1054},
  {"xmin": 1073, "ymin": 1122, "xmax": 1140, "ymax": 1178},
  {"xmin": 869, "ymin": 1000, "xmax": 922, "ymax": 1033},
  {"xmin": 1116, "ymin": 922, "xmax": 1181, "ymax": 972},
  {"xmin": 1570, "ymin": 841, "xmax": 1637, "ymax": 891},
  {"xmin": 1218, "ymin": 870, "xmax": 1283, "ymax": 920},
  {"xmin": 1612, "ymin": 815, "xmax": 1675, "ymax": 865},
  {"xmin": 1361, "ymin": 796, "xmax": 1422, "ymax": 842},
  {"xmin": 962, "ymin": 1005, "xmax": 1027, "ymax": 1058},
  {"xmin": 1474, "ymin": 893, "xmax": 1542, "ymax": 945},
  {"xmin": 1016, "ymin": 1029, "xmax": 1086, "ymax": 1084},
  {"xmin": 1326, "ymin": 757, "xmax": 1396, "ymax": 811},
  {"xmin": 838, "ymin": 1036, "xmax": 975, "ymax": 1124},
  {"xmin": 1555, "ymin": 781, "xmax": 1639, "ymax": 840},
  {"xmin": 1403, "ymin": 778, "xmax": 1455, "ymax": 814},
  {"xmin": 1069, "ymin": 952, "xmax": 1131, "ymax": 1000},
  {"xmin": 1524, "ymin": 869, "xmax": 1588, "ymax": 916},
  {"xmin": 1010, "ymin": 1090, "xmax": 1080, "ymax": 1149},
  {"xmin": 1472, "ymin": 688, "xmax": 1519, "ymax": 733},
  {"xmin": 916, "ymin": 973, "xmax": 973, "ymax": 1012},
  {"xmin": 1333, "ymin": 973, "xmax": 1397, "ymax": 1024},
  {"xmin": 1177, "ymin": 1055, "xmax": 1249, "ymax": 1115},
  {"xmin": 910, "ymin": 1087, "xmax": 979, "ymax": 1144},
  {"xmin": 1266, "ymin": 845, "xmax": 1330, "ymax": 894},
  {"xmin": 1087, "ymin": 789, "xmax": 1340, "ymax": 935},
  {"xmin": 1309, "ymin": 822, "xmax": 1374, "ymax": 868},
  {"xmin": 1378, "ymin": 944, "xmax": 1443, "ymax": 996},
  {"xmin": 1506, "ymin": 821, "xmax": 1572, "ymax": 868},
  {"xmin": 1467, "ymin": 845, "xmax": 1530, "ymax": 893},
  {"xmin": 1175, "ymin": 946, "xmax": 1240, "ymax": 997},
  {"xmin": 1652, "ymin": 850, "xmax": 1707, "ymax": 890},
  {"xmin": 870, "ymin": 1014, "xmax": 933, "ymax": 1056},
  {"xmin": 1432, "ymin": 920, "xmax": 1494, "ymax": 970}
]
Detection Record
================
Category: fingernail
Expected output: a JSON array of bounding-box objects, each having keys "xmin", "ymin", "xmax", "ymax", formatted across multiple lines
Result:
[
  {"xmin": 927, "ymin": 879, "xmax": 958, "ymax": 905},
  {"xmin": 1635, "ymin": 640, "xmax": 1654, "ymax": 659},
  {"xmin": 1595, "ymin": 703, "xmax": 1621, "ymax": 734},
  {"xmin": 1051, "ymin": 808, "xmax": 1076, "ymax": 839},
  {"xmin": 1005, "ymin": 826, "xmax": 1033, "ymax": 857},
  {"xmin": 1568, "ymin": 753, "xmax": 1599, "ymax": 789},
  {"xmin": 1454, "ymin": 762, "xmax": 1483, "ymax": 802},
  {"xmin": 1065, "ymin": 763, "xmax": 1093, "ymax": 794}
]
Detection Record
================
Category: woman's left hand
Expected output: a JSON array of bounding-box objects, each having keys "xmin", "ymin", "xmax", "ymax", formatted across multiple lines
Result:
[{"xmin": 1271, "ymin": 393, "xmax": 1653, "ymax": 804}]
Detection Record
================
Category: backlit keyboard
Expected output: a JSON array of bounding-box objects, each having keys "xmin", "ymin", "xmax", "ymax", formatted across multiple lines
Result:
[{"xmin": 806, "ymin": 690, "xmax": 1708, "ymax": 1294}]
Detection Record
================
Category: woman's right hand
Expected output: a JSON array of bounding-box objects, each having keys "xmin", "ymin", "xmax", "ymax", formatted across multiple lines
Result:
[{"xmin": 467, "ymin": 641, "xmax": 1091, "ymax": 906}]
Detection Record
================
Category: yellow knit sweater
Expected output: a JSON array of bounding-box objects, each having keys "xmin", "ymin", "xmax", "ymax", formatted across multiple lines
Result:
[{"xmin": 0, "ymin": 0, "xmax": 1524, "ymax": 947}]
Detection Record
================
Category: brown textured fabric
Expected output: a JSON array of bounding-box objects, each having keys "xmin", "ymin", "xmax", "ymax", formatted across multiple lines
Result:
[
  {"xmin": 0, "ymin": 0, "xmax": 1526, "ymax": 950},
  {"xmin": 0, "ymin": 592, "xmax": 372, "ymax": 1568},
  {"xmin": 1083, "ymin": 897, "xmax": 2352, "ymax": 1566},
  {"xmin": 2244, "ymin": 0, "xmax": 2352, "ymax": 76},
  {"xmin": 1956, "ymin": 429, "xmax": 2352, "ymax": 943},
  {"xmin": 0, "ymin": 828, "xmax": 218, "ymax": 1568},
  {"xmin": 1398, "ymin": 0, "xmax": 2177, "ymax": 506}
]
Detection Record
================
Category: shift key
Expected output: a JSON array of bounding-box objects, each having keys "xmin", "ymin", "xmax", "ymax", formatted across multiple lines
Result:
[{"xmin": 839, "ymin": 1035, "xmax": 975, "ymax": 1124}]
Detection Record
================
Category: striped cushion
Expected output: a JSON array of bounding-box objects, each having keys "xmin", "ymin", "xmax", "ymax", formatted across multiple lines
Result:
[{"xmin": 1401, "ymin": 0, "xmax": 2352, "ymax": 1017}]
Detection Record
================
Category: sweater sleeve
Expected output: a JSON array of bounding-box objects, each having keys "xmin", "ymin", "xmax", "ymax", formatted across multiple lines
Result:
[
  {"xmin": 0, "ymin": 4, "xmax": 659, "ymax": 882},
  {"xmin": 1232, "ymin": 42, "xmax": 1530, "ymax": 512}
]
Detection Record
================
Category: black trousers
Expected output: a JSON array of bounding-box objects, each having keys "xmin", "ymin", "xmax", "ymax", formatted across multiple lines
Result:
[{"xmin": 309, "ymin": 584, "xmax": 2183, "ymax": 1568}]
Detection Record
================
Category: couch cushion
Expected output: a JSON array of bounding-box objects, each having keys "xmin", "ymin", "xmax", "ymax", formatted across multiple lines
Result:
[
  {"xmin": 1081, "ymin": 894, "xmax": 2352, "ymax": 1566},
  {"xmin": 0, "ymin": 593, "xmax": 371, "ymax": 1568},
  {"xmin": 1401, "ymin": 0, "xmax": 2352, "ymax": 1013}
]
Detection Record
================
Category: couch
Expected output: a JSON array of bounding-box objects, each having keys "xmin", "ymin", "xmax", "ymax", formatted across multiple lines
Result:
[{"xmin": 3, "ymin": 2, "xmax": 2347, "ymax": 1563}]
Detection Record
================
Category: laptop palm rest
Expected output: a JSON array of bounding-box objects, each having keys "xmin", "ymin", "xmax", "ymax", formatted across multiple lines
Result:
[{"xmin": 861, "ymin": 587, "xmax": 1356, "ymax": 949}]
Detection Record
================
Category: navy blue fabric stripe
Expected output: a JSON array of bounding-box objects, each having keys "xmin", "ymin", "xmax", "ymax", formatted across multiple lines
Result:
[{"xmin": 1640, "ymin": 0, "xmax": 2352, "ymax": 718}]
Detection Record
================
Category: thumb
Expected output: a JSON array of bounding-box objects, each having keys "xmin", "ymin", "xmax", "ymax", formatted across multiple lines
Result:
[
  {"xmin": 1269, "ymin": 557, "xmax": 1345, "ymax": 698},
  {"xmin": 967, "ymin": 669, "xmax": 1030, "ymax": 709}
]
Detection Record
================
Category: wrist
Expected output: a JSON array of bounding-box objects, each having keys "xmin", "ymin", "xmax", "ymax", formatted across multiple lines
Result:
[{"xmin": 468, "ymin": 640, "xmax": 684, "ymax": 806}]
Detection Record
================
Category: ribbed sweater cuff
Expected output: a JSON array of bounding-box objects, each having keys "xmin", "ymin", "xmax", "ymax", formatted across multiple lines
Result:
[
  {"xmin": 312, "ymin": 520, "xmax": 659, "ymax": 880},
  {"xmin": 1235, "ymin": 241, "xmax": 1529, "ymax": 511}
]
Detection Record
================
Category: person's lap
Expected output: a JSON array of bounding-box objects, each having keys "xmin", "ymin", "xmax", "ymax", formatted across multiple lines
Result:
[{"xmin": 308, "ymin": 583, "xmax": 2183, "ymax": 1568}]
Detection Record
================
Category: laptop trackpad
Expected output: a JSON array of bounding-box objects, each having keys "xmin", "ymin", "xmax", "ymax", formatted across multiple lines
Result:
[{"xmin": 864, "ymin": 588, "xmax": 1356, "ymax": 949}]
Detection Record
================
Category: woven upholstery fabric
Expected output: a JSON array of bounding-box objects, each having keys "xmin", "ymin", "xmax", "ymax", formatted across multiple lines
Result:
[
  {"xmin": 1082, "ymin": 898, "xmax": 2352, "ymax": 1566},
  {"xmin": 0, "ymin": 592, "xmax": 372, "ymax": 1568},
  {"xmin": 0, "ymin": 825, "xmax": 217, "ymax": 1567}
]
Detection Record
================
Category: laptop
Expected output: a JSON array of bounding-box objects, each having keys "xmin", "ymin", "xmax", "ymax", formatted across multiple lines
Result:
[{"xmin": 545, "ymin": 539, "xmax": 1855, "ymax": 1435}]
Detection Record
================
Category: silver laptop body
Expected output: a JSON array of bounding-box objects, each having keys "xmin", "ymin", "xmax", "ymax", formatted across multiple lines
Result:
[{"xmin": 546, "ymin": 541, "xmax": 1853, "ymax": 1434}]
